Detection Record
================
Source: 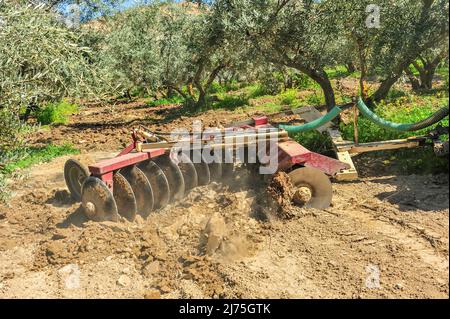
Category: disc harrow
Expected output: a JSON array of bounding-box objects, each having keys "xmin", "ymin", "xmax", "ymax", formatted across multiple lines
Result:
[{"xmin": 64, "ymin": 116, "xmax": 350, "ymax": 222}]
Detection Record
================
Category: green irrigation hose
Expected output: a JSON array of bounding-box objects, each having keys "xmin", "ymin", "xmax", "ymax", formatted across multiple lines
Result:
[
  {"xmin": 279, "ymin": 98, "xmax": 449, "ymax": 133},
  {"xmin": 357, "ymin": 98, "xmax": 449, "ymax": 132},
  {"xmin": 279, "ymin": 105, "xmax": 342, "ymax": 133}
]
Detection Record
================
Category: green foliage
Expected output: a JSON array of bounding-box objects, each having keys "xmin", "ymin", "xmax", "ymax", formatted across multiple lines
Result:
[
  {"xmin": 279, "ymin": 89, "xmax": 298, "ymax": 105},
  {"xmin": 292, "ymin": 131, "xmax": 334, "ymax": 155},
  {"xmin": 36, "ymin": 101, "xmax": 79, "ymax": 125},
  {"xmin": 147, "ymin": 96, "xmax": 185, "ymax": 107},
  {"xmin": 0, "ymin": 107, "xmax": 30, "ymax": 201},
  {"xmin": 0, "ymin": 2, "xmax": 102, "ymax": 200},
  {"xmin": 0, "ymin": 172, "xmax": 8, "ymax": 202},
  {"xmin": 100, "ymin": 5, "xmax": 162, "ymax": 94},
  {"xmin": 326, "ymin": 66, "xmax": 355, "ymax": 79},
  {"xmin": 340, "ymin": 98, "xmax": 449, "ymax": 143},
  {"xmin": 0, "ymin": 143, "xmax": 79, "ymax": 201},
  {"xmin": 2, "ymin": 144, "xmax": 80, "ymax": 175},
  {"xmin": 254, "ymin": 101, "xmax": 285, "ymax": 113},
  {"xmin": 209, "ymin": 82, "xmax": 226, "ymax": 94},
  {"xmin": 0, "ymin": 3, "xmax": 102, "ymax": 111},
  {"xmin": 0, "ymin": 108, "xmax": 26, "ymax": 156},
  {"xmin": 247, "ymin": 84, "xmax": 270, "ymax": 99},
  {"xmin": 361, "ymin": 148, "xmax": 448, "ymax": 175},
  {"xmin": 259, "ymin": 76, "xmax": 283, "ymax": 96},
  {"xmin": 306, "ymin": 93, "xmax": 324, "ymax": 106},
  {"xmin": 212, "ymin": 94, "xmax": 248, "ymax": 110},
  {"xmin": 292, "ymin": 73, "xmax": 315, "ymax": 89},
  {"xmin": 209, "ymin": 82, "xmax": 241, "ymax": 94}
]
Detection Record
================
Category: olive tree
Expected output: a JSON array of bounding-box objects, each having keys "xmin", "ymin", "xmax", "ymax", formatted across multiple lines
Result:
[
  {"xmin": 0, "ymin": 1, "xmax": 101, "ymax": 198},
  {"xmin": 405, "ymin": 45, "xmax": 449, "ymax": 91},
  {"xmin": 211, "ymin": 0, "xmax": 343, "ymax": 110},
  {"xmin": 186, "ymin": 2, "xmax": 250, "ymax": 107},
  {"xmin": 328, "ymin": 0, "xmax": 449, "ymax": 103},
  {"xmin": 99, "ymin": 5, "xmax": 163, "ymax": 98}
]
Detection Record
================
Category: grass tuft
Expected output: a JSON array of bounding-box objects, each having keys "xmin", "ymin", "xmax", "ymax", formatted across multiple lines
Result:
[
  {"xmin": 37, "ymin": 101, "xmax": 78, "ymax": 125},
  {"xmin": 3, "ymin": 143, "xmax": 80, "ymax": 174},
  {"xmin": 147, "ymin": 96, "xmax": 185, "ymax": 107}
]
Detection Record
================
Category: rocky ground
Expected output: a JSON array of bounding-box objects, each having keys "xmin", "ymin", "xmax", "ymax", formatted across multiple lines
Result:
[{"xmin": 0, "ymin": 100, "xmax": 448, "ymax": 298}]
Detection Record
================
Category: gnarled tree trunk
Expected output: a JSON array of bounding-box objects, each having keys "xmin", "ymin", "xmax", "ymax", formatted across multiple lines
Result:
[
  {"xmin": 407, "ymin": 50, "xmax": 448, "ymax": 91},
  {"xmin": 194, "ymin": 62, "xmax": 226, "ymax": 108},
  {"xmin": 282, "ymin": 58, "xmax": 336, "ymax": 111}
]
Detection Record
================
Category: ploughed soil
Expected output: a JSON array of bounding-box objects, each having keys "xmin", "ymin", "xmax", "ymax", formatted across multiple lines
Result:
[{"xmin": 0, "ymin": 100, "xmax": 448, "ymax": 298}]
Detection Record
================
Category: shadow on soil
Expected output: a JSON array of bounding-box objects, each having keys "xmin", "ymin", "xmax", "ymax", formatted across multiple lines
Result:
[
  {"xmin": 57, "ymin": 206, "xmax": 89, "ymax": 228},
  {"xmin": 372, "ymin": 175, "xmax": 449, "ymax": 212}
]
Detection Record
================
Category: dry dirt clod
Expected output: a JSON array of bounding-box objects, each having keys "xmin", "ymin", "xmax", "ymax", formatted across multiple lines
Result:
[
  {"xmin": 51, "ymin": 228, "xmax": 71, "ymax": 240},
  {"xmin": 144, "ymin": 261, "xmax": 160, "ymax": 275},
  {"xmin": 266, "ymin": 172, "xmax": 299, "ymax": 219},
  {"xmin": 201, "ymin": 213, "xmax": 227, "ymax": 256},
  {"xmin": 117, "ymin": 275, "xmax": 131, "ymax": 287},
  {"xmin": 52, "ymin": 189, "xmax": 73, "ymax": 205},
  {"xmin": 144, "ymin": 289, "xmax": 161, "ymax": 299}
]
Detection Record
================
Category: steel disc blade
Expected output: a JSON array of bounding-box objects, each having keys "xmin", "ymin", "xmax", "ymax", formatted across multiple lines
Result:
[
  {"xmin": 288, "ymin": 167, "xmax": 333, "ymax": 209},
  {"xmin": 206, "ymin": 150, "xmax": 222, "ymax": 181},
  {"xmin": 190, "ymin": 150, "xmax": 210, "ymax": 186},
  {"xmin": 153, "ymin": 155, "xmax": 185, "ymax": 202},
  {"xmin": 113, "ymin": 172, "xmax": 137, "ymax": 221},
  {"xmin": 81, "ymin": 177, "xmax": 119, "ymax": 222},
  {"xmin": 178, "ymin": 152, "xmax": 198, "ymax": 194},
  {"xmin": 64, "ymin": 159, "xmax": 90, "ymax": 202},
  {"xmin": 138, "ymin": 160, "xmax": 170, "ymax": 210},
  {"xmin": 120, "ymin": 166, "xmax": 154, "ymax": 217}
]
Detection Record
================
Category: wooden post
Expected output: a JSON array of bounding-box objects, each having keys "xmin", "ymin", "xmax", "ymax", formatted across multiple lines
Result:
[{"xmin": 353, "ymin": 104, "xmax": 359, "ymax": 145}]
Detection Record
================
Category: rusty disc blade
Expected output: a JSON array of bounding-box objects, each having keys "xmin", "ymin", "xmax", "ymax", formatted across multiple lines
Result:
[
  {"xmin": 81, "ymin": 177, "xmax": 119, "ymax": 222},
  {"xmin": 120, "ymin": 165, "xmax": 154, "ymax": 217},
  {"xmin": 64, "ymin": 158, "xmax": 90, "ymax": 202},
  {"xmin": 205, "ymin": 149, "xmax": 222, "ymax": 181},
  {"xmin": 153, "ymin": 155, "xmax": 185, "ymax": 203},
  {"xmin": 113, "ymin": 172, "xmax": 137, "ymax": 221},
  {"xmin": 138, "ymin": 160, "xmax": 170, "ymax": 210},
  {"xmin": 190, "ymin": 150, "xmax": 210, "ymax": 186},
  {"xmin": 288, "ymin": 167, "xmax": 332, "ymax": 209},
  {"xmin": 178, "ymin": 152, "xmax": 198, "ymax": 194}
]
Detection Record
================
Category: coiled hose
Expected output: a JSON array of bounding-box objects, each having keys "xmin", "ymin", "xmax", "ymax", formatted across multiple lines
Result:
[
  {"xmin": 279, "ymin": 98, "xmax": 449, "ymax": 133},
  {"xmin": 356, "ymin": 98, "xmax": 449, "ymax": 132}
]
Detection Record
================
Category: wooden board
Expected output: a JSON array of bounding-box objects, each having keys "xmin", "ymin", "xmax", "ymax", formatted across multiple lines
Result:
[
  {"xmin": 334, "ymin": 151, "xmax": 359, "ymax": 181},
  {"xmin": 326, "ymin": 128, "xmax": 359, "ymax": 180},
  {"xmin": 335, "ymin": 137, "xmax": 423, "ymax": 154}
]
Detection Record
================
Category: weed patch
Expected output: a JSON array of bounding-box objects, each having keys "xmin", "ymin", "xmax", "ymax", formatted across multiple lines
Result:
[
  {"xmin": 36, "ymin": 101, "xmax": 78, "ymax": 125},
  {"xmin": 147, "ymin": 96, "xmax": 185, "ymax": 107},
  {"xmin": 3, "ymin": 143, "xmax": 80, "ymax": 174}
]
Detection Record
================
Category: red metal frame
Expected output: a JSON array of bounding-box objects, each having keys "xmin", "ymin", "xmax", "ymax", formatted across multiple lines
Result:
[
  {"xmin": 277, "ymin": 141, "xmax": 348, "ymax": 176},
  {"xmin": 89, "ymin": 149, "xmax": 164, "ymax": 189},
  {"xmin": 88, "ymin": 117, "xmax": 349, "ymax": 190}
]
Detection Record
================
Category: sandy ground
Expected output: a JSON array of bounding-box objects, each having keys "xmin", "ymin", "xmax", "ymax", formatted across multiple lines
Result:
[{"xmin": 0, "ymin": 100, "xmax": 448, "ymax": 299}]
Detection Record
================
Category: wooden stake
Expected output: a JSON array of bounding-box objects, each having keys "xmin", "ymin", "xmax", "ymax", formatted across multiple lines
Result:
[{"xmin": 353, "ymin": 104, "xmax": 359, "ymax": 145}]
